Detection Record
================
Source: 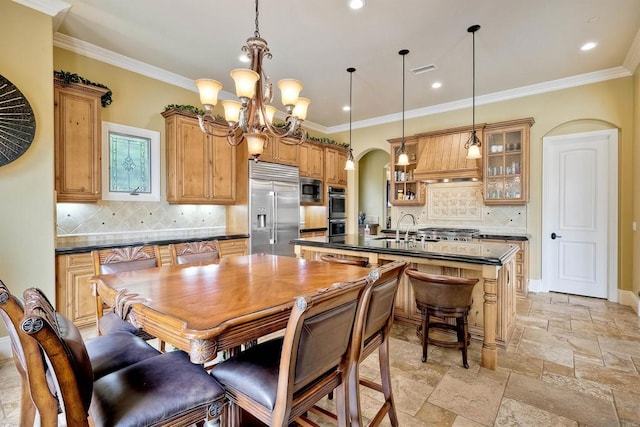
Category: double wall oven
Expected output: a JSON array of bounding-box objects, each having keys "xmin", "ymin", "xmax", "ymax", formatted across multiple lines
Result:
[{"xmin": 327, "ymin": 186, "xmax": 346, "ymax": 238}]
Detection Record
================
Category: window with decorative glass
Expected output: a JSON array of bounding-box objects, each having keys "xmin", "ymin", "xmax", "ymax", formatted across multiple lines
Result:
[{"xmin": 101, "ymin": 122, "xmax": 160, "ymax": 201}]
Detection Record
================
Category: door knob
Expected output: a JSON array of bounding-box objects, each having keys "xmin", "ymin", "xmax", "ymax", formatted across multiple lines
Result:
[{"xmin": 551, "ymin": 232, "xmax": 562, "ymax": 240}]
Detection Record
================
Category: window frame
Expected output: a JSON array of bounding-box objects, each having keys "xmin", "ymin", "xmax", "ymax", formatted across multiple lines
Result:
[{"xmin": 101, "ymin": 121, "xmax": 161, "ymax": 202}]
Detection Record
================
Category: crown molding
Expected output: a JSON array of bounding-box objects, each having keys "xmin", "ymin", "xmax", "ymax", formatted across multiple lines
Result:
[
  {"xmin": 327, "ymin": 66, "xmax": 632, "ymax": 134},
  {"xmin": 53, "ymin": 33, "xmax": 631, "ymax": 136},
  {"xmin": 623, "ymin": 28, "xmax": 640, "ymax": 74},
  {"xmin": 12, "ymin": 0, "xmax": 69, "ymax": 17},
  {"xmin": 53, "ymin": 32, "xmax": 325, "ymax": 133}
]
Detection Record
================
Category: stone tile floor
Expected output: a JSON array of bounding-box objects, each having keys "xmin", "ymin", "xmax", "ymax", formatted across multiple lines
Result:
[{"xmin": 1, "ymin": 292, "xmax": 639, "ymax": 426}]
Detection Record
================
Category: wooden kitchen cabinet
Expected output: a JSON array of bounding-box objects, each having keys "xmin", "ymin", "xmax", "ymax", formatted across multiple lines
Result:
[
  {"xmin": 388, "ymin": 139, "xmax": 425, "ymax": 206},
  {"xmin": 324, "ymin": 146, "xmax": 348, "ymax": 186},
  {"xmin": 481, "ymin": 238, "xmax": 529, "ymax": 298},
  {"xmin": 299, "ymin": 142, "xmax": 324, "ymax": 179},
  {"xmin": 56, "ymin": 253, "xmax": 97, "ymax": 328},
  {"xmin": 412, "ymin": 125, "xmax": 483, "ymax": 182},
  {"xmin": 483, "ymin": 118, "xmax": 534, "ymax": 205},
  {"xmin": 54, "ymin": 79, "xmax": 108, "ymax": 202},
  {"xmin": 258, "ymin": 136, "xmax": 300, "ymax": 166},
  {"xmin": 163, "ymin": 109, "xmax": 236, "ymax": 204},
  {"xmin": 300, "ymin": 230, "xmax": 327, "ymax": 238},
  {"xmin": 217, "ymin": 238, "xmax": 248, "ymax": 257}
]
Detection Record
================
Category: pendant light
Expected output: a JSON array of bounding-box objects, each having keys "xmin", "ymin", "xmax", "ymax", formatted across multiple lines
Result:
[
  {"xmin": 396, "ymin": 49, "xmax": 410, "ymax": 166},
  {"xmin": 465, "ymin": 24, "xmax": 482, "ymax": 160},
  {"xmin": 344, "ymin": 67, "xmax": 356, "ymax": 171}
]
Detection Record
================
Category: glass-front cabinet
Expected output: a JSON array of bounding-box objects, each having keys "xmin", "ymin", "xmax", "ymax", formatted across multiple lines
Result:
[
  {"xmin": 483, "ymin": 118, "xmax": 534, "ymax": 205},
  {"xmin": 389, "ymin": 139, "xmax": 425, "ymax": 206}
]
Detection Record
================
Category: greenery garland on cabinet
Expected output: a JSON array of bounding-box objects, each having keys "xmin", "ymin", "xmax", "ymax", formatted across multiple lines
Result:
[{"xmin": 53, "ymin": 70, "xmax": 113, "ymax": 107}]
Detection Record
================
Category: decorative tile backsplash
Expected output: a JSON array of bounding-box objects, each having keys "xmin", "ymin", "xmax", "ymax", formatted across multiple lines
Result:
[
  {"xmin": 391, "ymin": 182, "xmax": 527, "ymax": 234},
  {"xmin": 56, "ymin": 200, "xmax": 226, "ymax": 237}
]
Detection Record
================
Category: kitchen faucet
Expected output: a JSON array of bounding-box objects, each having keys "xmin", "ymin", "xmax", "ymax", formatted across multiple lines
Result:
[{"xmin": 396, "ymin": 213, "xmax": 417, "ymax": 242}]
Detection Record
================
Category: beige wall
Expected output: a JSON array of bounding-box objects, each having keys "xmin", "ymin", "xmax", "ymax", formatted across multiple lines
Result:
[
  {"xmin": 0, "ymin": 2, "xmax": 55, "ymax": 336},
  {"xmin": 344, "ymin": 77, "xmax": 635, "ymax": 291},
  {"xmin": 358, "ymin": 149, "xmax": 390, "ymax": 226}
]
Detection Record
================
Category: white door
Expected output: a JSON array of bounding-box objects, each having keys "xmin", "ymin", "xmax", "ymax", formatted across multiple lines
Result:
[{"xmin": 542, "ymin": 129, "xmax": 617, "ymax": 299}]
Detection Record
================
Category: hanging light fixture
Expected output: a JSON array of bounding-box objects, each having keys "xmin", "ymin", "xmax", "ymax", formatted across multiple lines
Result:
[
  {"xmin": 344, "ymin": 67, "xmax": 356, "ymax": 171},
  {"xmin": 465, "ymin": 24, "xmax": 482, "ymax": 160},
  {"xmin": 396, "ymin": 49, "xmax": 410, "ymax": 166},
  {"xmin": 195, "ymin": 0, "xmax": 309, "ymax": 161}
]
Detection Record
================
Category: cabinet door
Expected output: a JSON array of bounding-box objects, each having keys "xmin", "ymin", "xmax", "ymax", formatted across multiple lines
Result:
[
  {"xmin": 54, "ymin": 83, "xmax": 106, "ymax": 202},
  {"xmin": 164, "ymin": 110, "xmax": 236, "ymax": 204},
  {"xmin": 336, "ymin": 150, "xmax": 348, "ymax": 185},
  {"xmin": 299, "ymin": 143, "xmax": 324, "ymax": 178},
  {"xmin": 483, "ymin": 118, "xmax": 533, "ymax": 205},
  {"xmin": 274, "ymin": 139, "xmax": 299, "ymax": 166},
  {"xmin": 324, "ymin": 147, "xmax": 349, "ymax": 185},
  {"xmin": 174, "ymin": 116, "xmax": 210, "ymax": 202},
  {"xmin": 324, "ymin": 148, "xmax": 339, "ymax": 184},
  {"xmin": 56, "ymin": 253, "xmax": 96, "ymax": 328},
  {"xmin": 209, "ymin": 134, "xmax": 236, "ymax": 203}
]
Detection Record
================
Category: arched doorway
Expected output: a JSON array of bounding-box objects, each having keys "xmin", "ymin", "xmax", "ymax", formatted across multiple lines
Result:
[{"xmin": 357, "ymin": 149, "xmax": 390, "ymax": 231}]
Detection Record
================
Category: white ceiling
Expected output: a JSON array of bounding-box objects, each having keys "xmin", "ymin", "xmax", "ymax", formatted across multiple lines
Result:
[{"xmin": 48, "ymin": 0, "xmax": 640, "ymax": 133}]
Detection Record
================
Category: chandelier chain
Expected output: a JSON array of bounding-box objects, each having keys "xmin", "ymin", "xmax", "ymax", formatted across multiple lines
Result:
[{"xmin": 254, "ymin": 0, "xmax": 260, "ymax": 38}]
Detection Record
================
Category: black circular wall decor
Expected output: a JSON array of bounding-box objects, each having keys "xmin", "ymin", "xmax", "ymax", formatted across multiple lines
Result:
[{"xmin": 0, "ymin": 74, "xmax": 36, "ymax": 166}]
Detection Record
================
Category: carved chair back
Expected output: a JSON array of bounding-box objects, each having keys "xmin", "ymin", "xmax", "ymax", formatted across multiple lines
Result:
[
  {"xmin": 0, "ymin": 281, "xmax": 59, "ymax": 425},
  {"xmin": 169, "ymin": 240, "xmax": 219, "ymax": 265}
]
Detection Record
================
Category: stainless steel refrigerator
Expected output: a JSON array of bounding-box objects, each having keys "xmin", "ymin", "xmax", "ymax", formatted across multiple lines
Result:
[{"xmin": 249, "ymin": 161, "xmax": 300, "ymax": 257}]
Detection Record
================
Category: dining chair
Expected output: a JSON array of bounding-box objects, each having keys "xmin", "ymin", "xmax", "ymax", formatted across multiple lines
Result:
[
  {"xmin": 92, "ymin": 245, "xmax": 161, "ymax": 342},
  {"xmin": 210, "ymin": 271, "xmax": 372, "ymax": 426},
  {"xmin": 346, "ymin": 260, "xmax": 407, "ymax": 427},
  {"xmin": 0, "ymin": 280, "xmax": 162, "ymax": 425},
  {"xmin": 405, "ymin": 269, "xmax": 480, "ymax": 368},
  {"xmin": 306, "ymin": 261, "xmax": 408, "ymax": 427},
  {"xmin": 169, "ymin": 239, "xmax": 220, "ymax": 265},
  {"xmin": 20, "ymin": 286, "xmax": 226, "ymax": 427}
]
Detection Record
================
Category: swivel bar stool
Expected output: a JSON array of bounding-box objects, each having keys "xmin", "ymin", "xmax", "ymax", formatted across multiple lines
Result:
[{"xmin": 405, "ymin": 269, "xmax": 479, "ymax": 369}]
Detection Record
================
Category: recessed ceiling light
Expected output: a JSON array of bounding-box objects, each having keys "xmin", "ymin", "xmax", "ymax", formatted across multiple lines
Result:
[
  {"xmin": 239, "ymin": 53, "xmax": 250, "ymax": 63},
  {"xmin": 348, "ymin": 0, "xmax": 365, "ymax": 10},
  {"xmin": 581, "ymin": 42, "xmax": 597, "ymax": 51},
  {"xmin": 343, "ymin": 105, "xmax": 351, "ymax": 112},
  {"xmin": 432, "ymin": 82, "xmax": 442, "ymax": 89}
]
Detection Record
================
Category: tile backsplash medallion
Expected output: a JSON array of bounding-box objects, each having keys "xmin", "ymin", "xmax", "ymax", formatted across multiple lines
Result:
[
  {"xmin": 391, "ymin": 182, "xmax": 527, "ymax": 234},
  {"xmin": 56, "ymin": 200, "xmax": 226, "ymax": 246}
]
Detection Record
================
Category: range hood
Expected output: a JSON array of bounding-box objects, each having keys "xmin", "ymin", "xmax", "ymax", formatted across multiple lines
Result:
[{"xmin": 411, "ymin": 124, "xmax": 484, "ymax": 182}]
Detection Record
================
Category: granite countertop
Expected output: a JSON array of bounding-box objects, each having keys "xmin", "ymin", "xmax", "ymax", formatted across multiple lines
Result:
[
  {"xmin": 379, "ymin": 229, "xmax": 529, "ymax": 241},
  {"xmin": 56, "ymin": 232, "xmax": 250, "ymax": 255},
  {"xmin": 291, "ymin": 234, "xmax": 519, "ymax": 266}
]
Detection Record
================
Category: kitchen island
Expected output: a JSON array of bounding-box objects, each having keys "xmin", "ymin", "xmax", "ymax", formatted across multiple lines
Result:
[{"xmin": 291, "ymin": 234, "xmax": 520, "ymax": 370}]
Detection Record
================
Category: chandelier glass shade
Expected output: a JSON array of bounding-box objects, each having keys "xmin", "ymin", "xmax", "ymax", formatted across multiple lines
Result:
[
  {"xmin": 396, "ymin": 49, "xmax": 410, "ymax": 166},
  {"xmin": 196, "ymin": 0, "xmax": 309, "ymax": 160},
  {"xmin": 465, "ymin": 24, "xmax": 482, "ymax": 160}
]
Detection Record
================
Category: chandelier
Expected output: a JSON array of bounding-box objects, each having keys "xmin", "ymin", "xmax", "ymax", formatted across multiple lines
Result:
[{"xmin": 195, "ymin": 0, "xmax": 309, "ymax": 160}]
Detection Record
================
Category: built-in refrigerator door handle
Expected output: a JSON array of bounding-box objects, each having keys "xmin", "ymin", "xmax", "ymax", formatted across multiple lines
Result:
[{"xmin": 269, "ymin": 191, "xmax": 276, "ymax": 244}]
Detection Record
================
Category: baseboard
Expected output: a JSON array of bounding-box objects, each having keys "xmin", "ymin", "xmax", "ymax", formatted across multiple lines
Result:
[
  {"xmin": 618, "ymin": 289, "xmax": 640, "ymax": 316},
  {"xmin": 528, "ymin": 279, "xmax": 546, "ymax": 293},
  {"xmin": 0, "ymin": 336, "xmax": 11, "ymax": 360}
]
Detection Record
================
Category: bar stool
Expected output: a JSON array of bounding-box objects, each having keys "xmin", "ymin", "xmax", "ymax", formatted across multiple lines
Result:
[{"xmin": 405, "ymin": 269, "xmax": 479, "ymax": 368}]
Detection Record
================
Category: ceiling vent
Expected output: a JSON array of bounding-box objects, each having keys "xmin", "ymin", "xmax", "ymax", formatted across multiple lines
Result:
[{"xmin": 411, "ymin": 64, "xmax": 437, "ymax": 75}]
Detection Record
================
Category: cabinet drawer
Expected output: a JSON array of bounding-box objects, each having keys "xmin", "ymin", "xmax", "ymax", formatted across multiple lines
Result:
[{"xmin": 218, "ymin": 239, "xmax": 248, "ymax": 257}]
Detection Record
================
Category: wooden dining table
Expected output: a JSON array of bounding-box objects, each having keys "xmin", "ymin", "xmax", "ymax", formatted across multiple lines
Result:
[{"xmin": 90, "ymin": 253, "xmax": 372, "ymax": 364}]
